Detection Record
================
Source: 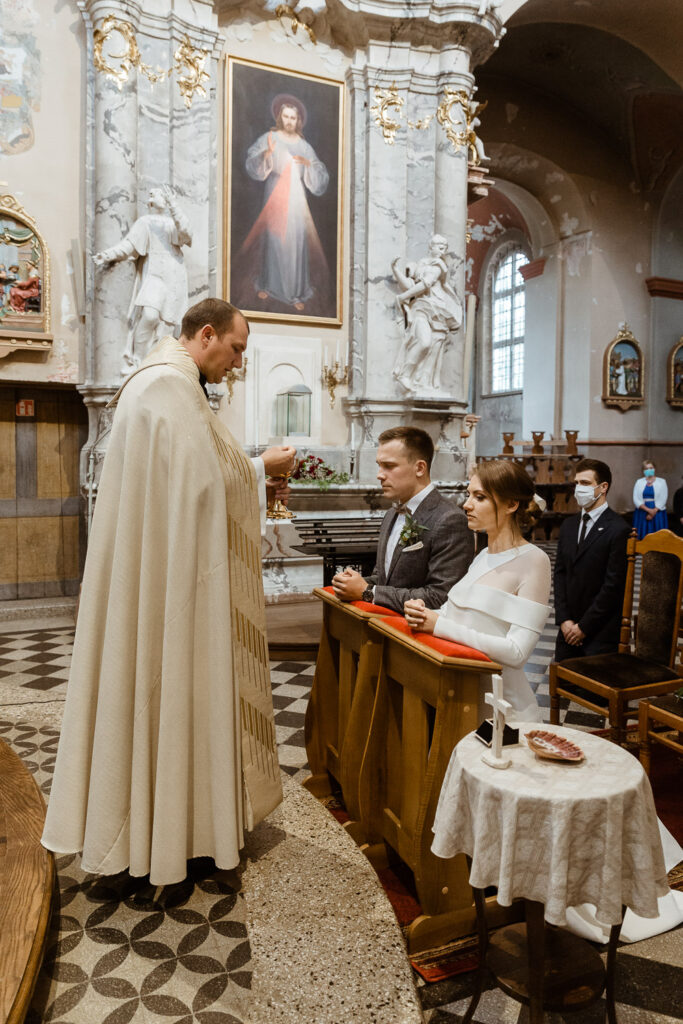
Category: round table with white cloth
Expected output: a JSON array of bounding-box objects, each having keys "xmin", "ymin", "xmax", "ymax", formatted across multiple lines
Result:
[{"xmin": 431, "ymin": 723, "xmax": 669, "ymax": 928}]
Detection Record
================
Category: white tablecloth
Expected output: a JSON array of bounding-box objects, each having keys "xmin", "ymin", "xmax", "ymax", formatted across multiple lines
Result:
[{"xmin": 431, "ymin": 724, "xmax": 670, "ymax": 928}]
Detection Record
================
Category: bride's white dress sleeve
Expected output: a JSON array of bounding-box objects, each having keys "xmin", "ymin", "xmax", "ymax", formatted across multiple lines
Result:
[
  {"xmin": 432, "ymin": 616, "xmax": 541, "ymax": 668},
  {"xmin": 430, "ymin": 552, "xmax": 551, "ymax": 666}
]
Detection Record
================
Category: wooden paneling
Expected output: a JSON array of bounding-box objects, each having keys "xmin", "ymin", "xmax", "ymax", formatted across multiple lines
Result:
[
  {"xmin": 0, "ymin": 400, "xmax": 17, "ymax": 501},
  {"xmin": 0, "ymin": 520, "xmax": 18, "ymax": 586},
  {"xmin": 59, "ymin": 397, "xmax": 82, "ymax": 498},
  {"xmin": 35, "ymin": 400, "xmax": 61, "ymax": 500},
  {"xmin": 0, "ymin": 386, "xmax": 86, "ymax": 597},
  {"xmin": 36, "ymin": 397, "xmax": 80, "ymax": 500},
  {"xmin": 16, "ymin": 516, "xmax": 79, "ymax": 584}
]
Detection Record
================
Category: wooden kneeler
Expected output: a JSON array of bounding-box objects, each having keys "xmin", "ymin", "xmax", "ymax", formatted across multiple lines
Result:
[
  {"xmin": 358, "ymin": 617, "xmax": 517, "ymax": 954},
  {"xmin": 303, "ymin": 587, "xmax": 400, "ymax": 824}
]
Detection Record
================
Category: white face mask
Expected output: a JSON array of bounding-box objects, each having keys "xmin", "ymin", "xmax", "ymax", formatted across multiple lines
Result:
[{"xmin": 574, "ymin": 484, "xmax": 599, "ymax": 509}]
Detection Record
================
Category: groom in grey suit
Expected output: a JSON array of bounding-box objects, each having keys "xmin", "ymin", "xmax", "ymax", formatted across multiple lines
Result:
[{"xmin": 332, "ymin": 426, "xmax": 473, "ymax": 613}]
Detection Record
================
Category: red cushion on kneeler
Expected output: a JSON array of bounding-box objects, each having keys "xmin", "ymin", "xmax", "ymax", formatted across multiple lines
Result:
[
  {"xmin": 321, "ymin": 586, "xmax": 401, "ymax": 616},
  {"xmin": 380, "ymin": 616, "xmax": 492, "ymax": 662}
]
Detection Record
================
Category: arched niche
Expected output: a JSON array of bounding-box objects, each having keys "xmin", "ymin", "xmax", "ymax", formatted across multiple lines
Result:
[{"xmin": 0, "ymin": 193, "xmax": 52, "ymax": 360}]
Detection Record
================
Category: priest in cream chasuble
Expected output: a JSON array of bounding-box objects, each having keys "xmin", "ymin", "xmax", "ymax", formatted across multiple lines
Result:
[{"xmin": 42, "ymin": 301, "xmax": 284, "ymax": 885}]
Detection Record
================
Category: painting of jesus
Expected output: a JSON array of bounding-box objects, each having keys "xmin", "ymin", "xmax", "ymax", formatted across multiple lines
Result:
[{"xmin": 225, "ymin": 58, "xmax": 343, "ymax": 325}]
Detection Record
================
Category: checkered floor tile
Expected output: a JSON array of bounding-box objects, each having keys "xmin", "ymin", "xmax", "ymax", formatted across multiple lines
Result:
[
  {"xmin": 0, "ymin": 627, "xmax": 74, "ymax": 691},
  {"xmin": 0, "ymin": 623, "xmax": 313, "ymax": 772}
]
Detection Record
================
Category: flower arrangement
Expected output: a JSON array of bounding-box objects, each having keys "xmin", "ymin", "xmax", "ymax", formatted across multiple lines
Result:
[{"xmin": 291, "ymin": 454, "xmax": 350, "ymax": 491}]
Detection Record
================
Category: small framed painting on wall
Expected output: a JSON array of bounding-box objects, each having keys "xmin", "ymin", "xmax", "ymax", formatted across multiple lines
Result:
[
  {"xmin": 667, "ymin": 338, "xmax": 683, "ymax": 408},
  {"xmin": 602, "ymin": 324, "xmax": 644, "ymax": 412}
]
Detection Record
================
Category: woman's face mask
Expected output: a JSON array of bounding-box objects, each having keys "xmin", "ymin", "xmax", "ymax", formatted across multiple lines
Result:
[{"xmin": 644, "ymin": 468, "xmax": 655, "ymax": 478}]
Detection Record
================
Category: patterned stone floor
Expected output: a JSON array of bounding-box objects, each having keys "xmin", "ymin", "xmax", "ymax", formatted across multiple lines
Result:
[
  {"xmin": 0, "ymin": 640, "xmax": 311, "ymax": 1024},
  {"xmin": 2, "ymin": 548, "xmax": 682, "ymax": 1024}
]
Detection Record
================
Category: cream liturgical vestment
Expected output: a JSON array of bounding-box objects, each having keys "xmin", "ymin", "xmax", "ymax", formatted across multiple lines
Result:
[{"xmin": 42, "ymin": 337, "xmax": 282, "ymax": 885}]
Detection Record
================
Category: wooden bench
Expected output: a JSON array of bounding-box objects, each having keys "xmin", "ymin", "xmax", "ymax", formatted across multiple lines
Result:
[{"xmin": 0, "ymin": 739, "xmax": 54, "ymax": 1024}]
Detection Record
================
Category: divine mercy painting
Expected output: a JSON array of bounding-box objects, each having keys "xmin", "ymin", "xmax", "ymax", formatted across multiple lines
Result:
[{"xmin": 225, "ymin": 57, "xmax": 343, "ymax": 325}]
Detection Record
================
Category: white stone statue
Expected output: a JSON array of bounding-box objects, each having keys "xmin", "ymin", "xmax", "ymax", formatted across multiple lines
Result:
[
  {"xmin": 391, "ymin": 234, "xmax": 463, "ymax": 396},
  {"xmin": 93, "ymin": 186, "xmax": 192, "ymax": 374},
  {"xmin": 468, "ymin": 108, "xmax": 489, "ymax": 164},
  {"xmin": 477, "ymin": 0, "xmax": 502, "ymax": 15}
]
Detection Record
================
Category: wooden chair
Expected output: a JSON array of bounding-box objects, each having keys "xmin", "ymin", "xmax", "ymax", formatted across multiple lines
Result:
[
  {"xmin": 550, "ymin": 529, "xmax": 683, "ymax": 745},
  {"xmin": 638, "ymin": 695, "xmax": 683, "ymax": 776}
]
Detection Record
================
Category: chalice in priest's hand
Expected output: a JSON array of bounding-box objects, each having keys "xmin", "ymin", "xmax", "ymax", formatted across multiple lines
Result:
[{"xmin": 266, "ymin": 470, "xmax": 295, "ymax": 520}]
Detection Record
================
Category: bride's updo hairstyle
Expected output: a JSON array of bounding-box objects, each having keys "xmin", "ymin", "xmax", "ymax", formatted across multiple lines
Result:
[{"xmin": 474, "ymin": 460, "xmax": 543, "ymax": 534}]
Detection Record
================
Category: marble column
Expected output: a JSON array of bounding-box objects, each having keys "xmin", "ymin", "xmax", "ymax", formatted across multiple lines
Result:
[
  {"xmin": 76, "ymin": 0, "xmax": 221, "ymax": 494},
  {"xmin": 342, "ymin": 3, "xmax": 503, "ymax": 483}
]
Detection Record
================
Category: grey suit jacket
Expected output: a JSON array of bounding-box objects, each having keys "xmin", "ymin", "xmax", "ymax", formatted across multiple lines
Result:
[{"xmin": 366, "ymin": 489, "xmax": 474, "ymax": 612}]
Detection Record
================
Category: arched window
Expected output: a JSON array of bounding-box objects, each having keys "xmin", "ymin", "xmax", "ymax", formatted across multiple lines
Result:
[{"xmin": 489, "ymin": 246, "xmax": 529, "ymax": 393}]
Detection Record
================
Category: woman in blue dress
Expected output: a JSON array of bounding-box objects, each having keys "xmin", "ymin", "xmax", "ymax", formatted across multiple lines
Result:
[{"xmin": 633, "ymin": 459, "xmax": 668, "ymax": 538}]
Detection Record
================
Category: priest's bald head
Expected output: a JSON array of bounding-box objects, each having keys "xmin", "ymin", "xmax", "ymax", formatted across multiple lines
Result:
[{"xmin": 181, "ymin": 298, "xmax": 249, "ymax": 384}]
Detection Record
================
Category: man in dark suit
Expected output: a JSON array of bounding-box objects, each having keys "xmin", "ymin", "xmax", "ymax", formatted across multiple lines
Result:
[
  {"xmin": 554, "ymin": 458, "xmax": 630, "ymax": 663},
  {"xmin": 331, "ymin": 426, "xmax": 473, "ymax": 613}
]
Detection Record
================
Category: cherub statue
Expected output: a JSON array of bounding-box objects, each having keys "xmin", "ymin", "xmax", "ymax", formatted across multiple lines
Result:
[
  {"xmin": 93, "ymin": 185, "xmax": 192, "ymax": 374},
  {"xmin": 466, "ymin": 98, "xmax": 490, "ymax": 164},
  {"xmin": 391, "ymin": 235, "xmax": 463, "ymax": 397}
]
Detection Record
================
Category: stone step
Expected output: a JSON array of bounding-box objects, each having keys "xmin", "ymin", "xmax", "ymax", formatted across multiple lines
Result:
[{"xmin": 0, "ymin": 597, "xmax": 77, "ymax": 624}]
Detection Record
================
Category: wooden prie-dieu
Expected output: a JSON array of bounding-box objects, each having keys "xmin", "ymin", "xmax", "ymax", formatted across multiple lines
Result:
[
  {"xmin": 303, "ymin": 587, "xmax": 399, "ymax": 825},
  {"xmin": 304, "ymin": 588, "xmax": 518, "ymax": 953}
]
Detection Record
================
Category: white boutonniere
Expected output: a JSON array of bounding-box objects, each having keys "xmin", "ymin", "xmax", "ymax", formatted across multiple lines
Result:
[{"xmin": 399, "ymin": 511, "xmax": 429, "ymax": 547}]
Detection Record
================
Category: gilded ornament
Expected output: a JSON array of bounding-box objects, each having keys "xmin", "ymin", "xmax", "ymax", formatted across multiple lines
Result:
[
  {"xmin": 371, "ymin": 82, "xmax": 404, "ymax": 145},
  {"xmin": 93, "ymin": 15, "xmax": 165, "ymax": 89},
  {"xmin": 321, "ymin": 359, "xmax": 348, "ymax": 408},
  {"xmin": 437, "ymin": 88, "xmax": 488, "ymax": 163},
  {"xmin": 275, "ymin": 4, "xmax": 317, "ymax": 44},
  {"xmin": 171, "ymin": 35, "xmax": 211, "ymax": 109},
  {"xmin": 93, "ymin": 18, "xmax": 210, "ymax": 109},
  {"xmin": 407, "ymin": 114, "xmax": 434, "ymax": 131},
  {"xmin": 436, "ymin": 87, "xmax": 469, "ymax": 153}
]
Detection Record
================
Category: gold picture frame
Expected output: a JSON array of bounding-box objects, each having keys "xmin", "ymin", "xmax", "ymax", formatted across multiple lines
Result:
[
  {"xmin": 667, "ymin": 337, "xmax": 683, "ymax": 408},
  {"xmin": 602, "ymin": 324, "xmax": 644, "ymax": 411},
  {"xmin": 224, "ymin": 56, "xmax": 344, "ymax": 326},
  {"xmin": 0, "ymin": 192, "xmax": 52, "ymax": 360}
]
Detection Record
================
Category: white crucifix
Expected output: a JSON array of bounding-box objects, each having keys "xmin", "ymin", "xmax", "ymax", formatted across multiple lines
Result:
[{"xmin": 482, "ymin": 674, "xmax": 512, "ymax": 770}]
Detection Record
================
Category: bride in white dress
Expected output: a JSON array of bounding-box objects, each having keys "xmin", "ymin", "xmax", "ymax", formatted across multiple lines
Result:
[
  {"xmin": 404, "ymin": 459, "xmax": 550, "ymax": 722},
  {"xmin": 408, "ymin": 461, "xmax": 683, "ymax": 943}
]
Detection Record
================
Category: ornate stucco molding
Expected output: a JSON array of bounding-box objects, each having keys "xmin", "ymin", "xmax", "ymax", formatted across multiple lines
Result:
[{"xmin": 92, "ymin": 13, "xmax": 210, "ymax": 106}]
